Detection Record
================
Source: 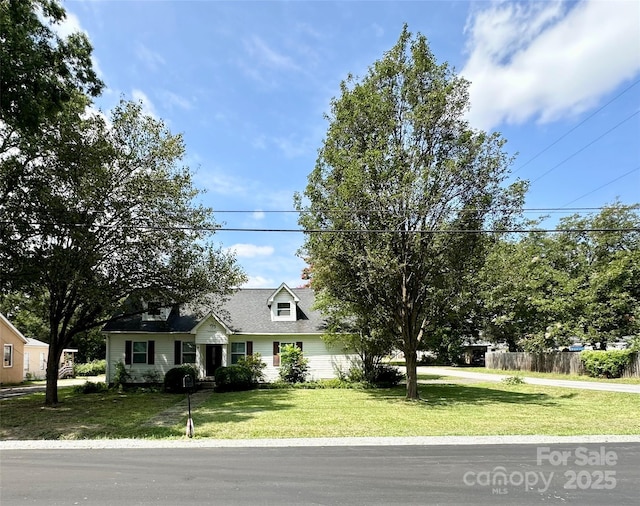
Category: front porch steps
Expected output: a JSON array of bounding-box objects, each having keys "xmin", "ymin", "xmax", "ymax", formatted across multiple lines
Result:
[{"xmin": 199, "ymin": 378, "xmax": 216, "ymax": 390}]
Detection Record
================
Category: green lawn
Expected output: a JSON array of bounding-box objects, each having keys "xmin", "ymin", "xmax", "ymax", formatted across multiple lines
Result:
[{"xmin": 2, "ymin": 381, "xmax": 639, "ymax": 440}]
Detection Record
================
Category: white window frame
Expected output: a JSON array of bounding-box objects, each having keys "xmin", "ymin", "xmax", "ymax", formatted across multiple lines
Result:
[
  {"xmin": 132, "ymin": 341, "xmax": 148, "ymax": 364},
  {"xmin": 3, "ymin": 344, "xmax": 13, "ymax": 367},
  {"xmin": 230, "ymin": 342, "xmax": 246, "ymax": 365},
  {"xmin": 182, "ymin": 341, "xmax": 196, "ymax": 364},
  {"xmin": 276, "ymin": 302, "xmax": 291, "ymax": 317}
]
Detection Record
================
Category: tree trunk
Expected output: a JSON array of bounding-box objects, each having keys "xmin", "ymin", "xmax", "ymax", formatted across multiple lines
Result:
[
  {"xmin": 44, "ymin": 343, "xmax": 64, "ymax": 406},
  {"xmin": 405, "ymin": 347, "xmax": 419, "ymax": 400}
]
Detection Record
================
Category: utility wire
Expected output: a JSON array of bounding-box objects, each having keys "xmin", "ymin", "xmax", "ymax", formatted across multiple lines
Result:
[
  {"xmin": 212, "ymin": 206, "xmax": 626, "ymax": 215},
  {"xmin": 4, "ymin": 221, "xmax": 638, "ymax": 234},
  {"xmin": 530, "ymin": 110, "xmax": 640, "ymax": 184},
  {"xmin": 215, "ymin": 227, "xmax": 640, "ymax": 234},
  {"xmin": 562, "ymin": 166, "xmax": 640, "ymax": 208},
  {"xmin": 512, "ymin": 77, "xmax": 640, "ymax": 176}
]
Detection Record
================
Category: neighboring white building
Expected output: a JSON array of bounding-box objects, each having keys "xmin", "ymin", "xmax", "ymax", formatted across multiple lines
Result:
[
  {"xmin": 23, "ymin": 338, "xmax": 48, "ymax": 380},
  {"xmin": 102, "ymin": 283, "xmax": 353, "ymax": 383}
]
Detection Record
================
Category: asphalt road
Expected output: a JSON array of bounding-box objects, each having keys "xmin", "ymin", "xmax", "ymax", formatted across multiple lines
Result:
[{"xmin": 2, "ymin": 443, "xmax": 639, "ymax": 505}]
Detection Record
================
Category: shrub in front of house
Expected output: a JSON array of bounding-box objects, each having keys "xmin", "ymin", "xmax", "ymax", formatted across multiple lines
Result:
[
  {"xmin": 236, "ymin": 353, "xmax": 267, "ymax": 384},
  {"xmin": 73, "ymin": 381, "xmax": 109, "ymax": 394},
  {"xmin": 368, "ymin": 364, "xmax": 404, "ymax": 387},
  {"xmin": 580, "ymin": 350, "xmax": 635, "ymax": 379},
  {"xmin": 214, "ymin": 365, "xmax": 254, "ymax": 392},
  {"xmin": 74, "ymin": 359, "xmax": 107, "ymax": 376},
  {"xmin": 164, "ymin": 365, "xmax": 199, "ymax": 393},
  {"xmin": 279, "ymin": 344, "xmax": 309, "ymax": 383}
]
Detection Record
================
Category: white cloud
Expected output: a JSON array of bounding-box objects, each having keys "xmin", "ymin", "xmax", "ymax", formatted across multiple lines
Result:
[
  {"xmin": 227, "ymin": 244, "xmax": 275, "ymax": 258},
  {"xmin": 159, "ymin": 90, "xmax": 193, "ymax": 110},
  {"xmin": 135, "ymin": 42, "xmax": 166, "ymax": 71},
  {"xmin": 244, "ymin": 35, "xmax": 300, "ymax": 71},
  {"xmin": 372, "ymin": 23, "xmax": 385, "ymax": 38},
  {"xmin": 196, "ymin": 169, "xmax": 251, "ymax": 197},
  {"xmin": 46, "ymin": 9, "xmax": 105, "ymax": 81},
  {"xmin": 461, "ymin": 0, "xmax": 640, "ymax": 130},
  {"xmin": 51, "ymin": 11, "xmax": 84, "ymax": 38},
  {"xmin": 272, "ymin": 135, "xmax": 311, "ymax": 158},
  {"xmin": 243, "ymin": 276, "xmax": 275, "ymax": 288},
  {"xmin": 252, "ymin": 210, "xmax": 265, "ymax": 220},
  {"xmin": 131, "ymin": 89, "xmax": 157, "ymax": 118}
]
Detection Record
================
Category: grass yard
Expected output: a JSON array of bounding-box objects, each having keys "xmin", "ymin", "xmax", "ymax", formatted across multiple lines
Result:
[{"xmin": 1, "ymin": 381, "xmax": 639, "ymax": 440}]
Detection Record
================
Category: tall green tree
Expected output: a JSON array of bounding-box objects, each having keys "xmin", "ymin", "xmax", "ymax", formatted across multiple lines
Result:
[
  {"xmin": 0, "ymin": 0, "xmax": 103, "ymax": 134},
  {"xmin": 558, "ymin": 203, "xmax": 640, "ymax": 348},
  {"xmin": 480, "ymin": 203, "xmax": 640, "ymax": 351},
  {"xmin": 0, "ymin": 97, "xmax": 245, "ymax": 405},
  {"xmin": 296, "ymin": 26, "xmax": 526, "ymax": 399},
  {"xmin": 480, "ymin": 230, "xmax": 575, "ymax": 352}
]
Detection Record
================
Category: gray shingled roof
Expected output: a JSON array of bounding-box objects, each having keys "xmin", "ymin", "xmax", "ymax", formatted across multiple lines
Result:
[{"xmin": 103, "ymin": 287, "xmax": 326, "ymax": 335}]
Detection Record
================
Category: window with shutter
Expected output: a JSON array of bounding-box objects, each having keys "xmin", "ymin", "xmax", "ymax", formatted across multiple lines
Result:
[
  {"xmin": 125, "ymin": 340, "xmax": 132, "ymax": 365},
  {"xmin": 148, "ymin": 341, "xmax": 155, "ymax": 365},
  {"xmin": 127, "ymin": 340, "xmax": 155, "ymax": 365},
  {"xmin": 174, "ymin": 341, "xmax": 182, "ymax": 365}
]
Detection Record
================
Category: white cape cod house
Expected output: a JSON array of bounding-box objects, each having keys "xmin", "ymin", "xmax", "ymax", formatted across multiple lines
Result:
[{"xmin": 102, "ymin": 283, "xmax": 352, "ymax": 384}]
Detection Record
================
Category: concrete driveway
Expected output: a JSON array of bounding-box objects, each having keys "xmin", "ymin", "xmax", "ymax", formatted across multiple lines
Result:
[
  {"xmin": 418, "ymin": 366, "xmax": 640, "ymax": 394},
  {"xmin": 0, "ymin": 375, "xmax": 106, "ymax": 400}
]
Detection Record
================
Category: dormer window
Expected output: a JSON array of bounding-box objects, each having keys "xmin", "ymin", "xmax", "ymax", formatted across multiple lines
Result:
[
  {"xmin": 268, "ymin": 283, "xmax": 299, "ymax": 322},
  {"xmin": 142, "ymin": 301, "xmax": 170, "ymax": 321},
  {"xmin": 277, "ymin": 302, "xmax": 291, "ymax": 317}
]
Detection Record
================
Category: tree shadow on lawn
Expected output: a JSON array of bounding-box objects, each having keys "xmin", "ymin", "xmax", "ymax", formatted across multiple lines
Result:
[
  {"xmin": 191, "ymin": 388, "xmax": 297, "ymax": 425},
  {"xmin": 366, "ymin": 383, "xmax": 558, "ymax": 407}
]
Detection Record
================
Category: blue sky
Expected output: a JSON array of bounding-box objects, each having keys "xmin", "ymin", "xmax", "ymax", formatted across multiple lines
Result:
[{"xmin": 61, "ymin": 0, "xmax": 639, "ymax": 288}]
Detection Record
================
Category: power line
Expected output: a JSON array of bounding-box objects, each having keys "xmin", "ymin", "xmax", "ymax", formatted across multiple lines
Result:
[
  {"xmin": 530, "ymin": 110, "xmax": 640, "ymax": 184},
  {"xmin": 216, "ymin": 227, "xmax": 639, "ymax": 234},
  {"xmin": 512, "ymin": 77, "xmax": 640, "ymax": 175},
  {"xmin": 4, "ymin": 221, "xmax": 638, "ymax": 235},
  {"xmin": 562, "ymin": 166, "xmax": 640, "ymax": 208},
  {"xmin": 212, "ymin": 206, "xmax": 627, "ymax": 215}
]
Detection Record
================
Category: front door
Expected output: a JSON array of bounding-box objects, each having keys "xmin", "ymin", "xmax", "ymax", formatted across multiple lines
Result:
[{"xmin": 205, "ymin": 344, "xmax": 223, "ymax": 377}]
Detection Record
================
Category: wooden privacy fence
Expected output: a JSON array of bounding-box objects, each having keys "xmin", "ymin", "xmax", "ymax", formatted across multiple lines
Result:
[{"xmin": 485, "ymin": 352, "xmax": 640, "ymax": 378}]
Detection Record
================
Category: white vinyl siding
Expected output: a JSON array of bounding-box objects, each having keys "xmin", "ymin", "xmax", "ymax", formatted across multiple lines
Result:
[
  {"xmin": 194, "ymin": 317, "xmax": 228, "ymax": 345},
  {"xmin": 248, "ymin": 336, "xmax": 354, "ymax": 382},
  {"xmin": 104, "ymin": 333, "xmax": 355, "ymax": 384},
  {"xmin": 106, "ymin": 334, "xmax": 192, "ymax": 383}
]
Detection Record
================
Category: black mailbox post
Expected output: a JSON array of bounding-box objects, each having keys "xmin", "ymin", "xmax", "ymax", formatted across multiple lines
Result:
[{"xmin": 183, "ymin": 375, "xmax": 195, "ymax": 438}]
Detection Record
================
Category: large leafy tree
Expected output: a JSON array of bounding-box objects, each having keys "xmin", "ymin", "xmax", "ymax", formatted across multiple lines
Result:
[
  {"xmin": 0, "ymin": 0, "xmax": 103, "ymax": 135},
  {"xmin": 558, "ymin": 204, "xmax": 640, "ymax": 348},
  {"xmin": 480, "ymin": 203, "xmax": 640, "ymax": 351},
  {"xmin": 480, "ymin": 230, "xmax": 576, "ymax": 352},
  {"xmin": 0, "ymin": 97, "xmax": 246, "ymax": 405},
  {"xmin": 297, "ymin": 27, "xmax": 526, "ymax": 399}
]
